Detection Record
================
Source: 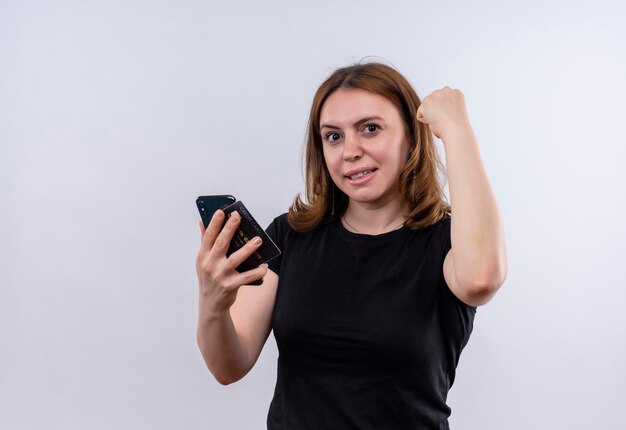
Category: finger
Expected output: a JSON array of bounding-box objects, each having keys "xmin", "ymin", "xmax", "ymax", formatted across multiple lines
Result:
[
  {"xmin": 229, "ymin": 263, "xmax": 268, "ymax": 288},
  {"xmin": 201, "ymin": 209, "xmax": 226, "ymax": 251},
  {"xmin": 224, "ymin": 235, "xmax": 264, "ymax": 271},
  {"xmin": 199, "ymin": 220, "xmax": 205, "ymax": 245},
  {"xmin": 210, "ymin": 211, "xmax": 241, "ymax": 256}
]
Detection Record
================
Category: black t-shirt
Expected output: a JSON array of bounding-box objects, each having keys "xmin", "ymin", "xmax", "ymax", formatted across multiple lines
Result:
[{"xmin": 264, "ymin": 213, "xmax": 476, "ymax": 430}]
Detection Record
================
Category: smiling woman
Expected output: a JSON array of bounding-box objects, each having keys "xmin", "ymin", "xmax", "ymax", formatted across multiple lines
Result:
[
  {"xmin": 195, "ymin": 61, "xmax": 507, "ymax": 430},
  {"xmin": 319, "ymin": 88, "xmax": 411, "ymax": 227},
  {"xmin": 290, "ymin": 63, "xmax": 450, "ymax": 234}
]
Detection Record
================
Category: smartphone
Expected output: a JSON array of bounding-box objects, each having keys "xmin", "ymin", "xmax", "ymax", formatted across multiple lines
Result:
[
  {"xmin": 196, "ymin": 195, "xmax": 280, "ymax": 286},
  {"xmin": 196, "ymin": 195, "xmax": 236, "ymax": 229}
]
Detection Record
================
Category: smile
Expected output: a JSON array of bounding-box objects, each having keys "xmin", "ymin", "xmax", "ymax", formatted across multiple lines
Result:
[
  {"xmin": 348, "ymin": 170, "xmax": 374, "ymax": 180},
  {"xmin": 345, "ymin": 168, "xmax": 379, "ymax": 185}
]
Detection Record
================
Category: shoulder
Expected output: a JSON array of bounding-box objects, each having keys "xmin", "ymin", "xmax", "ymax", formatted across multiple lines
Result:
[
  {"xmin": 265, "ymin": 212, "xmax": 290, "ymax": 239},
  {"xmin": 431, "ymin": 212, "xmax": 452, "ymax": 254},
  {"xmin": 270, "ymin": 212, "xmax": 289, "ymax": 224},
  {"xmin": 405, "ymin": 213, "xmax": 451, "ymax": 254},
  {"xmin": 266, "ymin": 212, "xmax": 288, "ymax": 227},
  {"xmin": 264, "ymin": 212, "xmax": 329, "ymax": 276},
  {"xmin": 266, "ymin": 212, "xmax": 335, "ymax": 237}
]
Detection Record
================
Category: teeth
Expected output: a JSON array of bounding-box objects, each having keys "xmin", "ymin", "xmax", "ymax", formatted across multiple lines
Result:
[{"xmin": 349, "ymin": 170, "xmax": 373, "ymax": 180}]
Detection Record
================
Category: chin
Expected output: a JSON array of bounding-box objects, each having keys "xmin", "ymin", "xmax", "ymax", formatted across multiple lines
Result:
[{"xmin": 345, "ymin": 192, "xmax": 385, "ymax": 205}]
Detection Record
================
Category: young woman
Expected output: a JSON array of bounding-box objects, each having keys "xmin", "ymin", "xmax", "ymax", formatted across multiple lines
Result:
[{"xmin": 196, "ymin": 62, "xmax": 507, "ymax": 429}]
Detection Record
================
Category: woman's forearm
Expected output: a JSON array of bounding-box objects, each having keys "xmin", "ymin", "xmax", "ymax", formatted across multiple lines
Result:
[
  {"xmin": 442, "ymin": 127, "xmax": 508, "ymax": 290},
  {"xmin": 196, "ymin": 302, "xmax": 250, "ymax": 385}
]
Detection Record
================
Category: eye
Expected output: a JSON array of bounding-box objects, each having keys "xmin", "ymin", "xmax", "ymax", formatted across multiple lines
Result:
[
  {"xmin": 363, "ymin": 123, "xmax": 380, "ymax": 134},
  {"xmin": 323, "ymin": 131, "xmax": 341, "ymax": 143}
]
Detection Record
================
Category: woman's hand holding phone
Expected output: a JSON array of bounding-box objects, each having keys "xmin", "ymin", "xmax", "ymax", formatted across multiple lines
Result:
[{"xmin": 196, "ymin": 209, "xmax": 268, "ymax": 316}]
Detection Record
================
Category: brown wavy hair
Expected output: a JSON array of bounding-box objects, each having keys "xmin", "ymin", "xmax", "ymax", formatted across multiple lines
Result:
[{"xmin": 288, "ymin": 61, "xmax": 451, "ymax": 232}]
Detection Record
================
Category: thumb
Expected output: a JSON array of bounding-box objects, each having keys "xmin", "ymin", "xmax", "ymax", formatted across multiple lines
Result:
[{"xmin": 416, "ymin": 107, "xmax": 426, "ymax": 123}]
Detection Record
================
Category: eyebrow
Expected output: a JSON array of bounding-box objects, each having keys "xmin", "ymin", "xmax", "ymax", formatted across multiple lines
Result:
[{"xmin": 320, "ymin": 116, "xmax": 385, "ymax": 131}]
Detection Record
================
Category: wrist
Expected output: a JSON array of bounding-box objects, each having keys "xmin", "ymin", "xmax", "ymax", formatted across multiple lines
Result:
[
  {"xmin": 440, "ymin": 124, "xmax": 476, "ymax": 146},
  {"xmin": 198, "ymin": 299, "xmax": 231, "ymax": 323}
]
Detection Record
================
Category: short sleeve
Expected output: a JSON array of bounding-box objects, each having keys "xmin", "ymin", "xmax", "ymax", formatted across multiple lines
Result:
[
  {"xmin": 439, "ymin": 212, "xmax": 452, "ymax": 255},
  {"xmin": 264, "ymin": 213, "xmax": 288, "ymax": 275},
  {"xmin": 435, "ymin": 212, "xmax": 477, "ymax": 357}
]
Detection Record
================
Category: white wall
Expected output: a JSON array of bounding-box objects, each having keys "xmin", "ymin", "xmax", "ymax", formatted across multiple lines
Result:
[{"xmin": 2, "ymin": 1, "xmax": 625, "ymax": 428}]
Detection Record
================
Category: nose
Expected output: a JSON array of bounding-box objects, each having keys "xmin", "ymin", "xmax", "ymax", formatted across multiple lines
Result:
[{"xmin": 343, "ymin": 132, "xmax": 363, "ymax": 161}]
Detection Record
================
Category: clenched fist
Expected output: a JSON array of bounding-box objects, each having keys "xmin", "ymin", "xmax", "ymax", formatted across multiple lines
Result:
[{"xmin": 416, "ymin": 86, "xmax": 473, "ymax": 140}]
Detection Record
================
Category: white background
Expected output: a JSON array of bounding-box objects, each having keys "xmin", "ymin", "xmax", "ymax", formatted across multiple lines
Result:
[{"xmin": 2, "ymin": 1, "xmax": 625, "ymax": 428}]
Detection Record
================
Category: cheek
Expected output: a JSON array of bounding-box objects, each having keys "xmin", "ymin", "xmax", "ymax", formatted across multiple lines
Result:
[
  {"xmin": 323, "ymin": 150, "xmax": 340, "ymax": 176},
  {"xmin": 381, "ymin": 145, "xmax": 408, "ymax": 176}
]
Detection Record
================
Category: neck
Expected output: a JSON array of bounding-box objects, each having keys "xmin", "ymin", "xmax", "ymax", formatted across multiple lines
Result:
[{"xmin": 342, "ymin": 196, "xmax": 409, "ymax": 235}]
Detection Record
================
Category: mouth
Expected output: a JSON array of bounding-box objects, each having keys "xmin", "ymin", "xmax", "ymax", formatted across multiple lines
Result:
[
  {"xmin": 344, "ymin": 168, "xmax": 379, "ymax": 185},
  {"xmin": 345, "ymin": 168, "xmax": 378, "ymax": 180}
]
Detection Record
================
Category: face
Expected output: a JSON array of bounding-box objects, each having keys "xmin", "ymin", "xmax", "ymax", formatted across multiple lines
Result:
[{"xmin": 319, "ymin": 88, "xmax": 410, "ymax": 209}]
